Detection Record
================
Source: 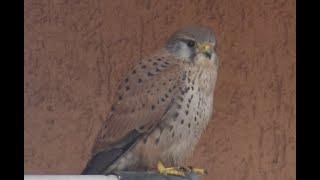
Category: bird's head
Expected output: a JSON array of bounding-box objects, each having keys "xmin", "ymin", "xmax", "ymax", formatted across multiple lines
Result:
[{"xmin": 166, "ymin": 26, "xmax": 218, "ymax": 65}]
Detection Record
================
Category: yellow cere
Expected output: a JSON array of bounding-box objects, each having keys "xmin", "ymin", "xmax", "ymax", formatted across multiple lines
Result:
[{"xmin": 198, "ymin": 43, "xmax": 212, "ymax": 53}]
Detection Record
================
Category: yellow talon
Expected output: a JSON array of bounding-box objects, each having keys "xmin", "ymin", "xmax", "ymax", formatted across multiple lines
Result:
[
  {"xmin": 157, "ymin": 161, "xmax": 208, "ymax": 176},
  {"xmin": 190, "ymin": 167, "xmax": 208, "ymax": 175},
  {"xmin": 157, "ymin": 161, "xmax": 185, "ymax": 176}
]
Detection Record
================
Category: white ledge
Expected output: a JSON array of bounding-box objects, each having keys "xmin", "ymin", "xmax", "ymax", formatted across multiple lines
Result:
[
  {"xmin": 24, "ymin": 175, "xmax": 118, "ymax": 180},
  {"xmin": 24, "ymin": 172, "xmax": 199, "ymax": 180}
]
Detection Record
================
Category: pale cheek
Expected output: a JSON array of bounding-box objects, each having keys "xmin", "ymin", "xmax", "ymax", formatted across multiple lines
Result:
[
  {"xmin": 194, "ymin": 54, "xmax": 219, "ymax": 68},
  {"xmin": 194, "ymin": 54, "xmax": 208, "ymax": 62},
  {"xmin": 177, "ymin": 44, "xmax": 191, "ymax": 59}
]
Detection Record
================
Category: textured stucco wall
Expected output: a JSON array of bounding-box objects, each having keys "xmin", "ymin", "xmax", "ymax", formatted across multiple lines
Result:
[{"xmin": 24, "ymin": 0, "xmax": 296, "ymax": 179}]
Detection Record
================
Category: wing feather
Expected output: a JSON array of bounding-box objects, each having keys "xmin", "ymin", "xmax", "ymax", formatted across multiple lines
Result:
[{"xmin": 92, "ymin": 50, "xmax": 185, "ymax": 154}]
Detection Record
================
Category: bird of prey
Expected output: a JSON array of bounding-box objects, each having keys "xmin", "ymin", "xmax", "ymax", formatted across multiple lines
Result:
[{"xmin": 82, "ymin": 26, "xmax": 219, "ymax": 176}]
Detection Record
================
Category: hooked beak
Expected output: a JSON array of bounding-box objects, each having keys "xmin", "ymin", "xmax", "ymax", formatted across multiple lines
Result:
[{"xmin": 197, "ymin": 43, "xmax": 213, "ymax": 59}]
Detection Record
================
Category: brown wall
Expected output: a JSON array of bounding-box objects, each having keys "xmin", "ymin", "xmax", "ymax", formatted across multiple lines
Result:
[{"xmin": 24, "ymin": 0, "xmax": 296, "ymax": 179}]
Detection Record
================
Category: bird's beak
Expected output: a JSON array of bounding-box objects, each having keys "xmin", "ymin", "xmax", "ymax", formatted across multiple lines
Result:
[{"xmin": 197, "ymin": 43, "xmax": 213, "ymax": 59}]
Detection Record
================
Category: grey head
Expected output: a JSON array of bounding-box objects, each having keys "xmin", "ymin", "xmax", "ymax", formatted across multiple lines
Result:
[{"xmin": 166, "ymin": 26, "xmax": 217, "ymax": 63}]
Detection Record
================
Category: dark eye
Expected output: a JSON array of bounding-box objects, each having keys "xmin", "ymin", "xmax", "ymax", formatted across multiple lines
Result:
[{"xmin": 187, "ymin": 40, "xmax": 195, "ymax": 47}]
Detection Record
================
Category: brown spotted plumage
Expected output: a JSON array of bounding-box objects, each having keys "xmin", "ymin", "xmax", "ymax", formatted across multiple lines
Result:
[{"xmin": 82, "ymin": 26, "xmax": 219, "ymax": 174}]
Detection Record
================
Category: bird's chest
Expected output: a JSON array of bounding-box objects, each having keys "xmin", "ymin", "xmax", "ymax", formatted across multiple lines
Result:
[
  {"xmin": 167, "ymin": 84, "xmax": 213, "ymax": 160},
  {"xmin": 156, "ymin": 71, "xmax": 215, "ymax": 164},
  {"xmin": 133, "ymin": 66, "xmax": 217, "ymax": 166}
]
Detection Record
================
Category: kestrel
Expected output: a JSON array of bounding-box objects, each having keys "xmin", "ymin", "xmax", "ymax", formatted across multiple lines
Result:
[{"xmin": 82, "ymin": 26, "xmax": 219, "ymax": 176}]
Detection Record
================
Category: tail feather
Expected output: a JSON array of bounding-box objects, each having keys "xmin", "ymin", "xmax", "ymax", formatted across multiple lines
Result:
[{"xmin": 81, "ymin": 130, "xmax": 142, "ymax": 174}]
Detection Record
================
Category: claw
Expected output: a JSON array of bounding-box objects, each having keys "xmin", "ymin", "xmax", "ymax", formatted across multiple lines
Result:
[
  {"xmin": 191, "ymin": 167, "xmax": 208, "ymax": 175},
  {"xmin": 157, "ymin": 161, "xmax": 185, "ymax": 176},
  {"xmin": 156, "ymin": 161, "xmax": 208, "ymax": 176}
]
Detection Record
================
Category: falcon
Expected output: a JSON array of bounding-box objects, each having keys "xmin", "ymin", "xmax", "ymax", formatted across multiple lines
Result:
[{"xmin": 82, "ymin": 26, "xmax": 219, "ymax": 176}]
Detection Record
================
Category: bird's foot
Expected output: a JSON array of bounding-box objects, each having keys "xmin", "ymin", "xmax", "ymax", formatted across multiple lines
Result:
[
  {"xmin": 157, "ymin": 161, "xmax": 207, "ymax": 177},
  {"xmin": 185, "ymin": 166, "xmax": 208, "ymax": 175},
  {"xmin": 157, "ymin": 161, "xmax": 185, "ymax": 176}
]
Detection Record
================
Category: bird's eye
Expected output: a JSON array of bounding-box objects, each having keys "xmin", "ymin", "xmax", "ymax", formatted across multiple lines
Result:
[{"xmin": 187, "ymin": 40, "xmax": 195, "ymax": 47}]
